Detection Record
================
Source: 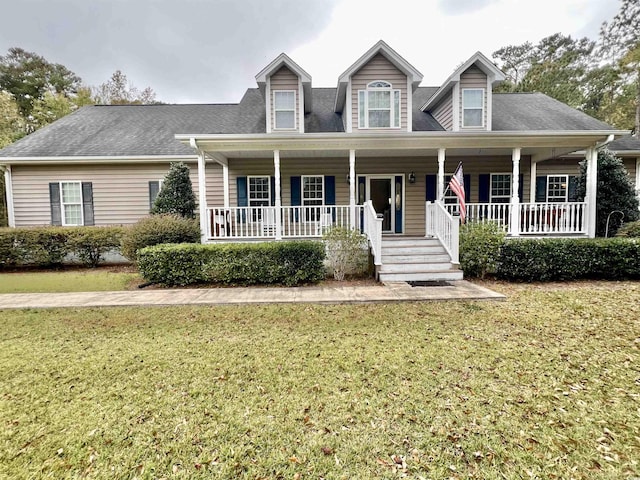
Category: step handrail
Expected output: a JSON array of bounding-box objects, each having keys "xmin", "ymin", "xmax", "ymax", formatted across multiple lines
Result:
[{"xmin": 425, "ymin": 200, "xmax": 459, "ymax": 265}]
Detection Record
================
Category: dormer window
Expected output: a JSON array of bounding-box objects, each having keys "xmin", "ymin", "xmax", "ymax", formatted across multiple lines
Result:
[
  {"xmin": 358, "ymin": 81, "xmax": 400, "ymax": 129},
  {"xmin": 462, "ymin": 88, "xmax": 484, "ymax": 127},
  {"xmin": 274, "ymin": 90, "xmax": 296, "ymax": 130}
]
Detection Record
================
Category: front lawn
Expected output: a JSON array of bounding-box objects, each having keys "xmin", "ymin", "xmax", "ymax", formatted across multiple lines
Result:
[
  {"xmin": 1, "ymin": 283, "xmax": 639, "ymax": 478},
  {"xmin": 0, "ymin": 268, "xmax": 140, "ymax": 293}
]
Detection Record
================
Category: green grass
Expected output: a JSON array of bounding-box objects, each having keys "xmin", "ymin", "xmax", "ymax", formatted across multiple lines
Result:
[
  {"xmin": 0, "ymin": 269, "xmax": 140, "ymax": 293},
  {"xmin": 1, "ymin": 283, "xmax": 639, "ymax": 479}
]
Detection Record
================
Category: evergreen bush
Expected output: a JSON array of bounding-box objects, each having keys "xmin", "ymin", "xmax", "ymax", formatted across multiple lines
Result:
[
  {"xmin": 459, "ymin": 221, "xmax": 505, "ymax": 278},
  {"xmin": 120, "ymin": 214, "xmax": 200, "ymax": 261},
  {"xmin": 151, "ymin": 162, "xmax": 196, "ymax": 218}
]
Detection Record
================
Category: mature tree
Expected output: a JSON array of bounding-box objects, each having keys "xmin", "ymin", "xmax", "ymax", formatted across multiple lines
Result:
[
  {"xmin": 0, "ymin": 90, "xmax": 24, "ymax": 148},
  {"xmin": 30, "ymin": 92, "xmax": 73, "ymax": 130},
  {"xmin": 598, "ymin": 0, "xmax": 640, "ymax": 134},
  {"xmin": 93, "ymin": 70, "xmax": 157, "ymax": 105},
  {"xmin": 492, "ymin": 34, "xmax": 594, "ymax": 108},
  {"xmin": 576, "ymin": 148, "xmax": 640, "ymax": 237},
  {"xmin": 0, "ymin": 48, "xmax": 81, "ymax": 118},
  {"xmin": 151, "ymin": 162, "xmax": 196, "ymax": 218}
]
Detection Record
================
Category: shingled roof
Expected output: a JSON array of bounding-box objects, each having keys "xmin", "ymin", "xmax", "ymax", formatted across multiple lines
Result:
[
  {"xmin": 0, "ymin": 88, "xmax": 619, "ymax": 158},
  {"xmin": 607, "ymin": 135, "xmax": 640, "ymax": 152}
]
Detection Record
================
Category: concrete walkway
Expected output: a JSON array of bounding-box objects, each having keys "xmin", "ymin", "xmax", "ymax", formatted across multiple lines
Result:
[{"xmin": 0, "ymin": 281, "xmax": 504, "ymax": 309}]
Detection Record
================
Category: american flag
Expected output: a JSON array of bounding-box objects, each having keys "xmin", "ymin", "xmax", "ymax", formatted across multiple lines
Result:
[{"xmin": 449, "ymin": 163, "xmax": 466, "ymax": 223}]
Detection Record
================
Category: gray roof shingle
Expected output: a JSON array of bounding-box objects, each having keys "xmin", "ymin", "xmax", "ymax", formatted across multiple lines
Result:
[
  {"xmin": 0, "ymin": 88, "xmax": 620, "ymax": 159},
  {"xmin": 608, "ymin": 135, "xmax": 640, "ymax": 152}
]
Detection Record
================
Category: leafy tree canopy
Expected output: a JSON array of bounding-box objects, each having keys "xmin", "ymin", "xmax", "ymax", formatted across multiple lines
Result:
[{"xmin": 93, "ymin": 70, "xmax": 158, "ymax": 105}]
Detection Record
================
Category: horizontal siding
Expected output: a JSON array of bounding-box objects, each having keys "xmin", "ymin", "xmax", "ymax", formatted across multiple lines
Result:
[
  {"xmin": 459, "ymin": 66, "xmax": 487, "ymax": 131},
  {"xmin": 270, "ymin": 66, "xmax": 299, "ymax": 131},
  {"xmin": 351, "ymin": 54, "xmax": 408, "ymax": 131},
  {"xmin": 432, "ymin": 93, "xmax": 453, "ymax": 131},
  {"xmin": 11, "ymin": 161, "xmax": 224, "ymax": 227}
]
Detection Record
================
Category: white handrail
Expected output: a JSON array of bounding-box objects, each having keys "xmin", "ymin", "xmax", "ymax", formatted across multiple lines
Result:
[
  {"xmin": 426, "ymin": 200, "xmax": 459, "ymax": 264},
  {"xmin": 363, "ymin": 200, "xmax": 383, "ymax": 265}
]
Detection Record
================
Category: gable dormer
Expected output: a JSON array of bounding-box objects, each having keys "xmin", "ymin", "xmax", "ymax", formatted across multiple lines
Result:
[
  {"xmin": 422, "ymin": 52, "xmax": 506, "ymax": 132},
  {"xmin": 334, "ymin": 41, "xmax": 423, "ymax": 133},
  {"xmin": 255, "ymin": 53, "xmax": 312, "ymax": 133}
]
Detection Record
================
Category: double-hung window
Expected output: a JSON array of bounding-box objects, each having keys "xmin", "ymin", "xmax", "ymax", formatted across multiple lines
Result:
[
  {"xmin": 462, "ymin": 88, "xmax": 484, "ymax": 127},
  {"xmin": 248, "ymin": 176, "xmax": 270, "ymax": 221},
  {"xmin": 302, "ymin": 175, "xmax": 324, "ymax": 221},
  {"xmin": 490, "ymin": 174, "xmax": 511, "ymax": 203},
  {"xmin": 274, "ymin": 90, "xmax": 296, "ymax": 130},
  {"xmin": 60, "ymin": 181, "xmax": 83, "ymax": 226},
  {"xmin": 358, "ymin": 81, "xmax": 400, "ymax": 129},
  {"xmin": 546, "ymin": 175, "xmax": 568, "ymax": 202}
]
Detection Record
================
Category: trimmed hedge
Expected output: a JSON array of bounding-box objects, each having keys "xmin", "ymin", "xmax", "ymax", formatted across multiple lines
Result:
[
  {"xmin": 496, "ymin": 238, "xmax": 640, "ymax": 282},
  {"xmin": 138, "ymin": 241, "xmax": 326, "ymax": 286},
  {"xmin": 0, "ymin": 226, "xmax": 124, "ymax": 268},
  {"xmin": 459, "ymin": 221, "xmax": 505, "ymax": 279},
  {"xmin": 121, "ymin": 214, "xmax": 200, "ymax": 261}
]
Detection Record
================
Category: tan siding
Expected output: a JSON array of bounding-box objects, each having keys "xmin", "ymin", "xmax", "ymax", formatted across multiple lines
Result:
[
  {"xmin": 11, "ymin": 161, "xmax": 206, "ymax": 226},
  {"xmin": 432, "ymin": 93, "xmax": 453, "ymax": 130},
  {"xmin": 459, "ymin": 66, "xmax": 487, "ymax": 131},
  {"xmin": 270, "ymin": 66, "xmax": 299, "ymax": 131},
  {"xmin": 351, "ymin": 54, "xmax": 408, "ymax": 131},
  {"xmin": 536, "ymin": 158, "xmax": 582, "ymax": 177}
]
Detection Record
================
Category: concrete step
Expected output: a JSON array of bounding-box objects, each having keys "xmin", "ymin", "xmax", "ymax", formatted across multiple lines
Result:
[
  {"xmin": 381, "ymin": 253, "xmax": 452, "ymax": 264},
  {"xmin": 378, "ymin": 270, "xmax": 464, "ymax": 282},
  {"xmin": 381, "ymin": 237, "xmax": 440, "ymax": 248},
  {"xmin": 379, "ymin": 262, "xmax": 455, "ymax": 273},
  {"xmin": 381, "ymin": 245, "xmax": 447, "ymax": 256}
]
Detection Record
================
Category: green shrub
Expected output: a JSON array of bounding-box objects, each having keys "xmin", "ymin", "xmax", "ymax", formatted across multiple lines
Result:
[
  {"xmin": 459, "ymin": 221, "xmax": 505, "ymax": 278},
  {"xmin": 323, "ymin": 226, "xmax": 369, "ymax": 281},
  {"xmin": 617, "ymin": 220, "xmax": 640, "ymax": 238},
  {"xmin": 138, "ymin": 241, "xmax": 326, "ymax": 286},
  {"xmin": 0, "ymin": 226, "xmax": 125, "ymax": 268},
  {"xmin": 151, "ymin": 162, "xmax": 196, "ymax": 218},
  {"xmin": 68, "ymin": 227, "xmax": 124, "ymax": 267},
  {"xmin": 121, "ymin": 214, "xmax": 200, "ymax": 261},
  {"xmin": 497, "ymin": 238, "xmax": 640, "ymax": 282}
]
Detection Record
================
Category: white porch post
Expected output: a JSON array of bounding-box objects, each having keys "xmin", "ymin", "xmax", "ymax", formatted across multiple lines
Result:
[
  {"xmin": 586, "ymin": 147, "xmax": 598, "ymax": 238},
  {"xmin": 437, "ymin": 148, "xmax": 446, "ymax": 200},
  {"xmin": 197, "ymin": 151, "xmax": 208, "ymax": 242},
  {"xmin": 509, "ymin": 147, "xmax": 521, "ymax": 236},
  {"xmin": 3, "ymin": 166, "xmax": 15, "ymax": 227},
  {"xmin": 222, "ymin": 163, "xmax": 230, "ymax": 208},
  {"xmin": 349, "ymin": 149, "xmax": 356, "ymax": 228},
  {"xmin": 274, "ymin": 150, "xmax": 282, "ymax": 240},
  {"xmin": 529, "ymin": 160, "xmax": 537, "ymax": 203}
]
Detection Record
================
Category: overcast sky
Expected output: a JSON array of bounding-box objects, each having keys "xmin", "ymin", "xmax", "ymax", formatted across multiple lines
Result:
[{"xmin": 0, "ymin": 0, "xmax": 620, "ymax": 104}]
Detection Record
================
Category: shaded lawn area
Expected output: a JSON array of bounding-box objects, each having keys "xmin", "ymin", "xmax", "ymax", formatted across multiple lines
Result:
[
  {"xmin": 0, "ymin": 269, "xmax": 140, "ymax": 293},
  {"xmin": 1, "ymin": 283, "xmax": 639, "ymax": 479}
]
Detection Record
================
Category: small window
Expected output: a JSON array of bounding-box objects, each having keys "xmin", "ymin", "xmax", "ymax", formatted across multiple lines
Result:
[
  {"xmin": 60, "ymin": 181, "xmax": 83, "ymax": 226},
  {"xmin": 490, "ymin": 174, "xmax": 511, "ymax": 204},
  {"xmin": 358, "ymin": 81, "xmax": 401, "ymax": 129},
  {"xmin": 547, "ymin": 175, "xmax": 568, "ymax": 202},
  {"xmin": 462, "ymin": 88, "xmax": 484, "ymax": 127},
  {"xmin": 248, "ymin": 176, "xmax": 270, "ymax": 207},
  {"xmin": 274, "ymin": 91, "xmax": 296, "ymax": 129}
]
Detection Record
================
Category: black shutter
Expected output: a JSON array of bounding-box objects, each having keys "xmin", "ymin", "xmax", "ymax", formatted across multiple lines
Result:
[
  {"xmin": 478, "ymin": 174, "xmax": 490, "ymax": 203},
  {"xmin": 325, "ymin": 176, "xmax": 335, "ymax": 205},
  {"xmin": 149, "ymin": 181, "xmax": 160, "ymax": 210},
  {"xmin": 464, "ymin": 174, "xmax": 471, "ymax": 203},
  {"xmin": 425, "ymin": 175, "xmax": 437, "ymax": 201},
  {"xmin": 568, "ymin": 175, "xmax": 579, "ymax": 202},
  {"xmin": 270, "ymin": 176, "xmax": 276, "ymax": 206},
  {"xmin": 290, "ymin": 176, "xmax": 301, "ymax": 222},
  {"xmin": 49, "ymin": 182, "xmax": 62, "ymax": 226},
  {"xmin": 518, "ymin": 174, "xmax": 524, "ymax": 202},
  {"xmin": 82, "ymin": 182, "xmax": 94, "ymax": 226},
  {"xmin": 237, "ymin": 177, "xmax": 248, "ymax": 207},
  {"xmin": 535, "ymin": 176, "xmax": 547, "ymax": 202}
]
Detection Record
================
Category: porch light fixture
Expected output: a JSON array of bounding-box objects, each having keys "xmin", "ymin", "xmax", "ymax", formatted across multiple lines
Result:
[
  {"xmin": 408, "ymin": 172, "xmax": 416, "ymax": 184},
  {"xmin": 346, "ymin": 174, "xmax": 350, "ymax": 183}
]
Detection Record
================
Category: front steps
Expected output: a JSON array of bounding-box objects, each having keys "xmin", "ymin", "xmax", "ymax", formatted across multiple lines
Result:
[{"xmin": 377, "ymin": 236, "xmax": 463, "ymax": 282}]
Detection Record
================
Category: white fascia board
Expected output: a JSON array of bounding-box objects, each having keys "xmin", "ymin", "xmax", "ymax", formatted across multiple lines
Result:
[
  {"xmin": 0, "ymin": 155, "xmax": 198, "ymax": 165},
  {"xmin": 255, "ymin": 53, "xmax": 312, "ymax": 84}
]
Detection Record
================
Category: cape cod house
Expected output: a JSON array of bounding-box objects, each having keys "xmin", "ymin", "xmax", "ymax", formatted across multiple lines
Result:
[{"xmin": 0, "ymin": 41, "xmax": 636, "ymax": 281}]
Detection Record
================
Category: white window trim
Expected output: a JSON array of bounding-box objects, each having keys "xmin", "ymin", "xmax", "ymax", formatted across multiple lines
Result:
[
  {"xmin": 358, "ymin": 80, "xmax": 401, "ymax": 129},
  {"xmin": 301, "ymin": 175, "xmax": 325, "ymax": 206},
  {"xmin": 248, "ymin": 175, "xmax": 271, "ymax": 206},
  {"xmin": 59, "ymin": 181, "xmax": 84, "ymax": 226},
  {"xmin": 546, "ymin": 174, "xmax": 569, "ymax": 203},
  {"xmin": 273, "ymin": 90, "xmax": 296, "ymax": 130},
  {"xmin": 462, "ymin": 88, "xmax": 485, "ymax": 128},
  {"xmin": 490, "ymin": 173, "xmax": 512, "ymax": 203}
]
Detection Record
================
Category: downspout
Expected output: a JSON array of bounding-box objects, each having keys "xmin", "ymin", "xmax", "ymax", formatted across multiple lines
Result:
[{"xmin": 595, "ymin": 134, "xmax": 614, "ymax": 150}]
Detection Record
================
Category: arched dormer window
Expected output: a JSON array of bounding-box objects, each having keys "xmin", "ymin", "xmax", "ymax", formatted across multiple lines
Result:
[{"xmin": 358, "ymin": 80, "xmax": 400, "ymax": 129}]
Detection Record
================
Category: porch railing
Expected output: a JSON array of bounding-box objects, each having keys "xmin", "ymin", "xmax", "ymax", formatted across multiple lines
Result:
[
  {"xmin": 426, "ymin": 200, "xmax": 459, "ymax": 264},
  {"xmin": 206, "ymin": 205, "xmax": 363, "ymax": 240},
  {"xmin": 446, "ymin": 202, "xmax": 587, "ymax": 235},
  {"xmin": 362, "ymin": 200, "xmax": 383, "ymax": 265}
]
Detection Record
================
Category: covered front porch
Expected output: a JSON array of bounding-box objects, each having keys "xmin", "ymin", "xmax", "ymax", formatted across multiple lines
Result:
[{"xmin": 178, "ymin": 131, "xmax": 613, "ymax": 269}]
